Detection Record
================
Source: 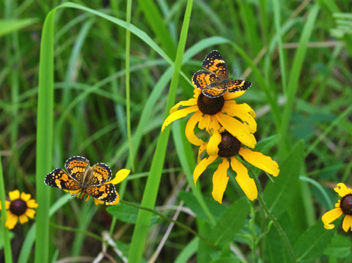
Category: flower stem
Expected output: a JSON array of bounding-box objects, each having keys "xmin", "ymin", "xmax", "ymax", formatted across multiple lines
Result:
[
  {"xmin": 120, "ymin": 200, "xmax": 216, "ymax": 248},
  {"xmin": 253, "ymin": 175, "xmax": 296, "ymax": 263}
]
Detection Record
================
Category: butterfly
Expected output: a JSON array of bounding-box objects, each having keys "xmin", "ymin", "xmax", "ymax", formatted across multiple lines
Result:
[
  {"xmin": 192, "ymin": 50, "xmax": 252, "ymax": 98},
  {"xmin": 44, "ymin": 156, "xmax": 117, "ymax": 203}
]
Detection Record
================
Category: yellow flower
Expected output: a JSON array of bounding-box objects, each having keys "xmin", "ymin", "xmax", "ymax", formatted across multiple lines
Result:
[
  {"xmin": 194, "ymin": 129, "xmax": 279, "ymax": 203},
  {"xmin": 322, "ymin": 183, "xmax": 352, "ymax": 232},
  {"xmin": 162, "ymin": 88, "xmax": 257, "ymax": 148},
  {"xmin": 0, "ymin": 190, "xmax": 38, "ymax": 229},
  {"xmin": 70, "ymin": 169, "xmax": 130, "ymax": 206}
]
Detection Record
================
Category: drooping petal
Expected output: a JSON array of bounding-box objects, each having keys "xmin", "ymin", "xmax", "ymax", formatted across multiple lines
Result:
[
  {"xmin": 222, "ymin": 102, "xmax": 257, "ymax": 133},
  {"xmin": 212, "ymin": 158, "xmax": 230, "ymax": 204},
  {"xmin": 9, "ymin": 190, "xmax": 20, "ymax": 201},
  {"xmin": 230, "ymin": 157, "xmax": 258, "ymax": 201},
  {"xmin": 206, "ymin": 131, "xmax": 221, "ymax": 156},
  {"xmin": 322, "ymin": 207, "xmax": 343, "ymax": 229},
  {"xmin": 334, "ymin": 183, "xmax": 350, "ymax": 198},
  {"xmin": 5, "ymin": 211, "xmax": 18, "ymax": 229},
  {"xmin": 185, "ymin": 110, "xmax": 205, "ymax": 146},
  {"xmin": 193, "ymin": 155, "xmax": 217, "ymax": 186},
  {"xmin": 162, "ymin": 106, "xmax": 199, "ymax": 131},
  {"xmin": 198, "ymin": 114, "xmax": 210, "ymax": 131},
  {"xmin": 109, "ymin": 169, "xmax": 131, "ymax": 185},
  {"xmin": 19, "ymin": 214, "xmax": 29, "ymax": 224},
  {"xmin": 239, "ymin": 148, "xmax": 279, "ymax": 177},
  {"xmin": 216, "ymin": 113, "xmax": 257, "ymax": 148},
  {"xmin": 170, "ymin": 98, "xmax": 197, "ymax": 114},
  {"xmin": 223, "ymin": 90, "xmax": 246, "ymax": 100},
  {"xmin": 0, "ymin": 201, "xmax": 10, "ymax": 210},
  {"xmin": 20, "ymin": 192, "xmax": 31, "ymax": 202},
  {"xmin": 106, "ymin": 193, "xmax": 120, "ymax": 205},
  {"xmin": 208, "ymin": 115, "xmax": 222, "ymax": 133},
  {"xmin": 197, "ymin": 143, "xmax": 207, "ymax": 163},
  {"xmin": 26, "ymin": 199, "xmax": 39, "ymax": 209},
  {"xmin": 25, "ymin": 208, "xmax": 36, "ymax": 218},
  {"xmin": 342, "ymin": 215, "xmax": 352, "ymax": 232}
]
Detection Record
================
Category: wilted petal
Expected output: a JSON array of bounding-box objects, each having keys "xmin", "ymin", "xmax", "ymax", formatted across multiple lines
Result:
[
  {"xmin": 212, "ymin": 158, "xmax": 230, "ymax": 204},
  {"xmin": 239, "ymin": 148, "xmax": 279, "ymax": 177},
  {"xmin": 198, "ymin": 114, "xmax": 210, "ymax": 131},
  {"xmin": 206, "ymin": 132, "xmax": 221, "ymax": 156},
  {"xmin": 110, "ymin": 169, "xmax": 130, "ymax": 185},
  {"xmin": 185, "ymin": 110, "xmax": 205, "ymax": 146},
  {"xmin": 322, "ymin": 207, "xmax": 343, "ymax": 229},
  {"xmin": 342, "ymin": 215, "xmax": 352, "ymax": 232},
  {"xmin": 162, "ymin": 106, "xmax": 198, "ymax": 131},
  {"xmin": 197, "ymin": 143, "xmax": 207, "ymax": 163},
  {"xmin": 230, "ymin": 157, "xmax": 258, "ymax": 201},
  {"xmin": 334, "ymin": 183, "xmax": 351, "ymax": 198},
  {"xmin": 193, "ymin": 155, "xmax": 217, "ymax": 186}
]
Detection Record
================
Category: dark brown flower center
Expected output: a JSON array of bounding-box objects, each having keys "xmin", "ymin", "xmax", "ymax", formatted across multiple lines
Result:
[
  {"xmin": 340, "ymin": 194, "xmax": 352, "ymax": 215},
  {"xmin": 197, "ymin": 93, "xmax": 224, "ymax": 115},
  {"xmin": 10, "ymin": 199, "xmax": 27, "ymax": 216},
  {"xmin": 218, "ymin": 131, "xmax": 242, "ymax": 158}
]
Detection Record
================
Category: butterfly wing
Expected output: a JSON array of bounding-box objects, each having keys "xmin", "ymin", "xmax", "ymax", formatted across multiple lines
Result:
[
  {"xmin": 227, "ymin": 80, "xmax": 252, "ymax": 93},
  {"xmin": 87, "ymin": 162, "xmax": 113, "ymax": 186},
  {"xmin": 85, "ymin": 183, "xmax": 117, "ymax": 203},
  {"xmin": 44, "ymin": 168, "xmax": 81, "ymax": 190},
  {"xmin": 192, "ymin": 70, "xmax": 227, "ymax": 98},
  {"xmin": 202, "ymin": 50, "xmax": 229, "ymax": 79},
  {"xmin": 65, "ymin": 156, "xmax": 90, "ymax": 182}
]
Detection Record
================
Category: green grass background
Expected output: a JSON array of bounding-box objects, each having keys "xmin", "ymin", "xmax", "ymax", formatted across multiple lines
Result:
[{"xmin": 1, "ymin": 0, "xmax": 352, "ymax": 262}]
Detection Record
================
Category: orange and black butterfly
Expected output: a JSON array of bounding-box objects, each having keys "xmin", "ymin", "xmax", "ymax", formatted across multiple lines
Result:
[
  {"xmin": 192, "ymin": 50, "xmax": 252, "ymax": 98},
  {"xmin": 44, "ymin": 156, "xmax": 117, "ymax": 203}
]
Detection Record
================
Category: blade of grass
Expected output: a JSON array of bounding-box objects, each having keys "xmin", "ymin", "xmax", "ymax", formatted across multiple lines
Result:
[
  {"xmin": 35, "ymin": 8, "xmax": 56, "ymax": 263},
  {"xmin": 128, "ymin": 1, "xmax": 194, "ymax": 261},
  {"xmin": 279, "ymin": 4, "xmax": 320, "ymax": 156}
]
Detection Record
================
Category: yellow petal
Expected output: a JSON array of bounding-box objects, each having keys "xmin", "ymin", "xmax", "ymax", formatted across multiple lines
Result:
[
  {"xmin": 197, "ymin": 143, "xmax": 207, "ymax": 163},
  {"xmin": 193, "ymin": 155, "xmax": 217, "ymax": 186},
  {"xmin": 26, "ymin": 199, "xmax": 39, "ymax": 209},
  {"xmin": 222, "ymin": 102, "xmax": 257, "ymax": 133},
  {"xmin": 207, "ymin": 115, "xmax": 221, "ymax": 133},
  {"xmin": 21, "ymin": 192, "xmax": 31, "ymax": 202},
  {"xmin": 322, "ymin": 207, "xmax": 343, "ymax": 229},
  {"xmin": 230, "ymin": 157, "xmax": 258, "ymax": 201},
  {"xmin": 19, "ymin": 214, "xmax": 29, "ymax": 224},
  {"xmin": 5, "ymin": 211, "xmax": 18, "ymax": 229},
  {"xmin": 334, "ymin": 183, "xmax": 350, "ymax": 198},
  {"xmin": 25, "ymin": 208, "xmax": 36, "ymax": 218},
  {"xmin": 223, "ymin": 90, "xmax": 246, "ymax": 100},
  {"xmin": 216, "ymin": 113, "xmax": 257, "ymax": 148},
  {"xmin": 106, "ymin": 194, "xmax": 120, "ymax": 205},
  {"xmin": 185, "ymin": 110, "xmax": 205, "ymax": 146},
  {"xmin": 110, "ymin": 169, "xmax": 130, "ymax": 185},
  {"xmin": 9, "ymin": 190, "xmax": 20, "ymax": 201},
  {"xmin": 170, "ymin": 98, "xmax": 197, "ymax": 114},
  {"xmin": 94, "ymin": 199, "xmax": 105, "ymax": 205},
  {"xmin": 212, "ymin": 158, "xmax": 230, "ymax": 204},
  {"xmin": 206, "ymin": 131, "xmax": 221, "ymax": 156},
  {"xmin": 239, "ymin": 148, "xmax": 279, "ymax": 177},
  {"xmin": 0, "ymin": 201, "xmax": 10, "ymax": 210},
  {"xmin": 198, "ymin": 114, "xmax": 210, "ymax": 131},
  {"xmin": 342, "ymin": 215, "xmax": 352, "ymax": 232},
  {"xmin": 162, "ymin": 106, "xmax": 198, "ymax": 131}
]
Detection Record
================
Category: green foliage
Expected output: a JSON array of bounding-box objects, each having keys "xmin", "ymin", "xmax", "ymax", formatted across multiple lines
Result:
[{"xmin": 1, "ymin": 0, "xmax": 351, "ymax": 262}]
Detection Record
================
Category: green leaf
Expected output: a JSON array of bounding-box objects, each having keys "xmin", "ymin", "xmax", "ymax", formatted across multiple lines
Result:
[
  {"xmin": 293, "ymin": 220, "xmax": 335, "ymax": 262},
  {"xmin": 106, "ymin": 204, "xmax": 160, "ymax": 224},
  {"xmin": 0, "ymin": 19, "xmax": 38, "ymax": 37},
  {"xmin": 254, "ymin": 134, "xmax": 281, "ymax": 155},
  {"xmin": 323, "ymin": 234, "xmax": 352, "ymax": 258},
  {"xmin": 264, "ymin": 140, "xmax": 305, "ymax": 217},
  {"xmin": 207, "ymin": 198, "xmax": 250, "ymax": 246},
  {"xmin": 208, "ymin": 258, "xmax": 242, "ymax": 263},
  {"xmin": 178, "ymin": 191, "xmax": 227, "ymax": 223}
]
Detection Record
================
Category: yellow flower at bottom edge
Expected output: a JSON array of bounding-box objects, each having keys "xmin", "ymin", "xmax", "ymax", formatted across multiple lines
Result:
[
  {"xmin": 322, "ymin": 183, "xmax": 352, "ymax": 232},
  {"xmin": 162, "ymin": 88, "xmax": 257, "ymax": 148},
  {"xmin": 194, "ymin": 129, "xmax": 280, "ymax": 204},
  {"xmin": 0, "ymin": 190, "xmax": 38, "ymax": 230},
  {"xmin": 69, "ymin": 169, "xmax": 130, "ymax": 206}
]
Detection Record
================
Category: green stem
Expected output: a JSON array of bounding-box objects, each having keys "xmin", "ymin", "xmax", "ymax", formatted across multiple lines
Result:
[{"xmin": 120, "ymin": 200, "xmax": 216, "ymax": 248}]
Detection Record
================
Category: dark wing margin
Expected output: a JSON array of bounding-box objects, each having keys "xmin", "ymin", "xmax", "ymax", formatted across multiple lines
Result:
[
  {"xmin": 202, "ymin": 50, "xmax": 228, "ymax": 79},
  {"xmin": 44, "ymin": 168, "xmax": 81, "ymax": 190}
]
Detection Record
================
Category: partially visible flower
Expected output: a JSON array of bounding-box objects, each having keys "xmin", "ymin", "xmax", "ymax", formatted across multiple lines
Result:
[
  {"xmin": 70, "ymin": 169, "xmax": 130, "ymax": 205},
  {"xmin": 194, "ymin": 128, "xmax": 279, "ymax": 203},
  {"xmin": 162, "ymin": 88, "xmax": 257, "ymax": 148},
  {"xmin": 0, "ymin": 190, "xmax": 38, "ymax": 229},
  {"xmin": 322, "ymin": 183, "xmax": 352, "ymax": 232}
]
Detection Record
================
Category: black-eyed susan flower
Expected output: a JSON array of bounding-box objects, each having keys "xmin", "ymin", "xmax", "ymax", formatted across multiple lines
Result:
[
  {"xmin": 162, "ymin": 88, "xmax": 257, "ymax": 148},
  {"xmin": 322, "ymin": 183, "xmax": 352, "ymax": 232},
  {"xmin": 0, "ymin": 190, "xmax": 38, "ymax": 229},
  {"xmin": 194, "ymin": 128, "xmax": 280, "ymax": 203}
]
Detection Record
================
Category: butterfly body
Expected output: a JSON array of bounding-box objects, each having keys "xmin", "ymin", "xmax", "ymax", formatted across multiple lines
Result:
[{"xmin": 192, "ymin": 50, "xmax": 252, "ymax": 98}]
